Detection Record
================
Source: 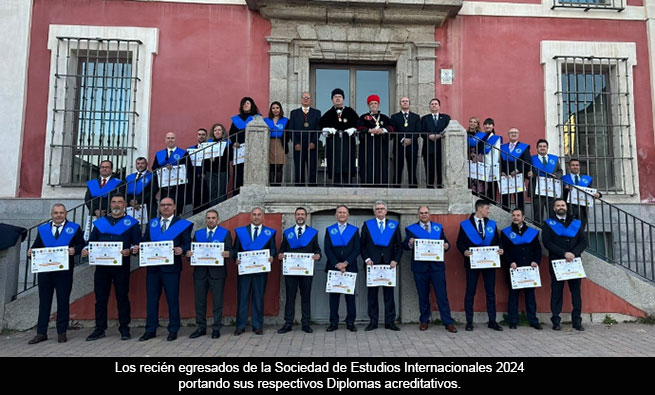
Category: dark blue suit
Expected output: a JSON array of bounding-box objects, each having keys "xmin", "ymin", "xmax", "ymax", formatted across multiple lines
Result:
[
  {"xmin": 420, "ymin": 113, "xmax": 450, "ymax": 187},
  {"xmin": 390, "ymin": 111, "xmax": 421, "ymax": 187},
  {"xmin": 142, "ymin": 216, "xmax": 192, "ymax": 335},
  {"xmin": 324, "ymin": 223, "xmax": 360, "ymax": 326},
  {"xmin": 403, "ymin": 222, "xmax": 454, "ymax": 326},
  {"xmin": 287, "ymin": 107, "xmax": 321, "ymax": 185}
]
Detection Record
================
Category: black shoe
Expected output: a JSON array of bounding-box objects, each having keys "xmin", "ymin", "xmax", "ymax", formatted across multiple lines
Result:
[
  {"xmin": 211, "ymin": 330, "xmax": 221, "ymax": 339},
  {"xmin": 277, "ymin": 324, "xmax": 292, "ymax": 334},
  {"xmin": 253, "ymin": 328, "xmax": 263, "ymax": 335},
  {"xmin": 302, "ymin": 326, "xmax": 313, "ymax": 334},
  {"xmin": 552, "ymin": 323, "xmax": 561, "ymax": 331},
  {"xmin": 234, "ymin": 328, "xmax": 245, "ymax": 336},
  {"xmin": 120, "ymin": 332, "xmax": 131, "ymax": 341},
  {"xmin": 86, "ymin": 329, "xmax": 106, "ymax": 341},
  {"xmin": 385, "ymin": 323, "xmax": 401, "ymax": 331},
  {"xmin": 488, "ymin": 321, "xmax": 503, "ymax": 331},
  {"xmin": 167, "ymin": 332, "xmax": 177, "ymax": 341},
  {"xmin": 530, "ymin": 323, "xmax": 543, "ymax": 330},
  {"xmin": 364, "ymin": 323, "xmax": 378, "ymax": 331},
  {"xmin": 573, "ymin": 324, "xmax": 585, "ymax": 331},
  {"xmin": 139, "ymin": 332, "xmax": 156, "ymax": 341},
  {"xmin": 189, "ymin": 329, "xmax": 206, "ymax": 339},
  {"xmin": 326, "ymin": 324, "xmax": 338, "ymax": 332},
  {"xmin": 465, "ymin": 322, "xmax": 474, "ymax": 331},
  {"xmin": 346, "ymin": 324, "xmax": 357, "ymax": 332},
  {"xmin": 28, "ymin": 334, "xmax": 47, "ymax": 345},
  {"xmin": 509, "ymin": 324, "xmax": 517, "ymax": 329},
  {"xmin": 58, "ymin": 333, "xmax": 67, "ymax": 343}
]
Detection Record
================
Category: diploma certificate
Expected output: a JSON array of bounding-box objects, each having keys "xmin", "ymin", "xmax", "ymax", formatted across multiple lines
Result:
[
  {"xmin": 551, "ymin": 257, "xmax": 587, "ymax": 281},
  {"xmin": 233, "ymin": 144, "xmax": 246, "ymax": 165},
  {"xmin": 366, "ymin": 265, "xmax": 397, "ymax": 287},
  {"xmin": 469, "ymin": 246, "xmax": 501, "ymax": 269},
  {"xmin": 282, "ymin": 253, "xmax": 314, "ymax": 276},
  {"xmin": 509, "ymin": 266, "xmax": 542, "ymax": 289},
  {"xmin": 567, "ymin": 186, "xmax": 596, "ymax": 207},
  {"xmin": 325, "ymin": 270, "xmax": 357, "ymax": 295},
  {"xmin": 499, "ymin": 173, "xmax": 524, "ymax": 195},
  {"xmin": 190, "ymin": 242, "xmax": 224, "ymax": 266},
  {"xmin": 237, "ymin": 249, "xmax": 271, "ymax": 275},
  {"xmin": 413, "ymin": 239, "xmax": 444, "ymax": 262},
  {"xmin": 88, "ymin": 241, "xmax": 123, "ymax": 266},
  {"xmin": 534, "ymin": 176, "xmax": 562, "ymax": 198},
  {"xmin": 139, "ymin": 241, "xmax": 174, "ymax": 266},
  {"xmin": 31, "ymin": 246, "xmax": 69, "ymax": 273},
  {"xmin": 468, "ymin": 161, "xmax": 500, "ymax": 182},
  {"xmin": 157, "ymin": 164, "xmax": 187, "ymax": 187}
]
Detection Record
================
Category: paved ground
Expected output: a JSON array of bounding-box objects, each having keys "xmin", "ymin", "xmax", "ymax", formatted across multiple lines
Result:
[{"xmin": 2, "ymin": 322, "xmax": 654, "ymax": 357}]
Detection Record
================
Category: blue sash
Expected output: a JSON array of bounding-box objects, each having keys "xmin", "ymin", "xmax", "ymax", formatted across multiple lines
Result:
[
  {"xmin": 195, "ymin": 227, "xmax": 229, "ymax": 243},
  {"xmin": 264, "ymin": 117, "xmax": 288, "ymax": 138},
  {"xmin": 155, "ymin": 147, "xmax": 187, "ymax": 167},
  {"xmin": 500, "ymin": 142, "xmax": 529, "ymax": 162},
  {"xmin": 93, "ymin": 215, "xmax": 138, "ymax": 236},
  {"xmin": 327, "ymin": 223, "xmax": 357, "ymax": 247},
  {"xmin": 460, "ymin": 219, "xmax": 496, "ymax": 246},
  {"xmin": 406, "ymin": 222, "xmax": 442, "ymax": 240},
  {"xmin": 502, "ymin": 225, "xmax": 539, "ymax": 245},
  {"xmin": 231, "ymin": 115, "xmax": 254, "ymax": 131},
  {"xmin": 545, "ymin": 218, "xmax": 582, "ymax": 238},
  {"xmin": 149, "ymin": 218, "xmax": 193, "ymax": 241},
  {"xmin": 125, "ymin": 171, "xmax": 153, "ymax": 195},
  {"xmin": 284, "ymin": 226, "xmax": 318, "ymax": 249},
  {"xmin": 365, "ymin": 219, "xmax": 399, "ymax": 247},
  {"xmin": 531, "ymin": 154, "xmax": 558, "ymax": 176},
  {"xmin": 469, "ymin": 132, "xmax": 501, "ymax": 154},
  {"xmin": 87, "ymin": 178, "xmax": 121, "ymax": 198},
  {"xmin": 562, "ymin": 174, "xmax": 592, "ymax": 187},
  {"xmin": 38, "ymin": 222, "xmax": 80, "ymax": 247},
  {"xmin": 235, "ymin": 225, "xmax": 276, "ymax": 251}
]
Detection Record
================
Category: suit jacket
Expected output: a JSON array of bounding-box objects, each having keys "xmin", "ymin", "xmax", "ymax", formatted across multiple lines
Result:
[
  {"xmin": 84, "ymin": 176, "xmax": 124, "ymax": 213},
  {"xmin": 500, "ymin": 141, "xmax": 532, "ymax": 175},
  {"xmin": 232, "ymin": 224, "xmax": 277, "ymax": 258},
  {"xmin": 192, "ymin": 228, "xmax": 233, "ymax": 280},
  {"xmin": 142, "ymin": 216, "xmax": 193, "ymax": 273},
  {"xmin": 279, "ymin": 226, "xmax": 322, "ymax": 256},
  {"xmin": 456, "ymin": 214, "xmax": 501, "ymax": 269},
  {"xmin": 324, "ymin": 224, "xmax": 360, "ymax": 273},
  {"xmin": 541, "ymin": 216, "xmax": 588, "ymax": 260},
  {"xmin": 287, "ymin": 107, "xmax": 321, "ymax": 147},
  {"xmin": 360, "ymin": 219, "xmax": 403, "ymax": 265},
  {"xmin": 390, "ymin": 111, "xmax": 422, "ymax": 151},
  {"xmin": 403, "ymin": 221, "xmax": 450, "ymax": 272},
  {"xmin": 420, "ymin": 113, "xmax": 451, "ymax": 156},
  {"xmin": 500, "ymin": 223, "xmax": 541, "ymax": 267},
  {"xmin": 31, "ymin": 221, "xmax": 85, "ymax": 268},
  {"xmin": 88, "ymin": 215, "xmax": 142, "ymax": 268}
]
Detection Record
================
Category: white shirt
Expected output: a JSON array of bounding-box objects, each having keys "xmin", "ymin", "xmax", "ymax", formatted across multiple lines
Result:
[
  {"xmin": 302, "ymin": 106, "xmax": 310, "ymax": 113},
  {"xmin": 295, "ymin": 224, "xmax": 306, "ymax": 237},
  {"xmin": 556, "ymin": 215, "xmax": 567, "ymax": 222},
  {"xmin": 473, "ymin": 216, "xmax": 485, "ymax": 237},
  {"xmin": 160, "ymin": 215, "xmax": 175, "ymax": 231},
  {"xmin": 338, "ymin": 222, "xmax": 348, "ymax": 234},
  {"xmin": 206, "ymin": 226, "xmax": 217, "ymax": 238},
  {"xmin": 377, "ymin": 218, "xmax": 386, "ymax": 231},
  {"xmin": 420, "ymin": 221, "xmax": 431, "ymax": 232},
  {"xmin": 51, "ymin": 220, "xmax": 66, "ymax": 236},
  {"xmin": 251, "ymin": 224, "xmax": 261, "ymax": 240}
]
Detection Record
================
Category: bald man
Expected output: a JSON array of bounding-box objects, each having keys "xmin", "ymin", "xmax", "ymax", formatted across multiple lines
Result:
[{"xmin": 152, "ymin": 132, "xmax": 188, "ymax": 215}]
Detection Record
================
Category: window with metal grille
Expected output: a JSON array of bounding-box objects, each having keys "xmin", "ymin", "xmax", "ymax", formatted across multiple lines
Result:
[
  {"xmin": 556, "ymin": 56, "xmax": 634, "ymax": 194},
  {"xmin": 48, "ymin": 37, "xmax": 141, "ymax": 186},
  {"xmin": 551, "ymin": 0, "xmax": 624, "ymax": 11}
]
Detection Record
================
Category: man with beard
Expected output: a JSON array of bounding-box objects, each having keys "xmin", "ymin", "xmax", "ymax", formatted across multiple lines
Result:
[
  {"xmin": 125, "ymin": 157, "xmax": 158, "ymax": 221},
  {"xmin": 319, "ymin": 88, "xmax": 359, "ymax": 186},
  {"xmin": 357, "ymin": 95, "xmax": 393, "ymax": 186}
]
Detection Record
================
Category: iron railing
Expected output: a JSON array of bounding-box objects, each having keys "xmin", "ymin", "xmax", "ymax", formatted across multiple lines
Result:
[{"xmin": 551, "ymin": 0, "xmax": 625, "ymax": 11}]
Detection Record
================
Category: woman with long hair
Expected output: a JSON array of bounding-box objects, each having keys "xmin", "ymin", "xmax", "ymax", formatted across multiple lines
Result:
[
  {"xmin": 264, "ymin": 101, "xmax": 288, "ymax": 186},
  {"xmin": 207, "ymin": 123, "xmax": 230, "ymax": 205},
  {"xmin": 229, "ymin": 97, "xmax": 260, "ymax": 195}
]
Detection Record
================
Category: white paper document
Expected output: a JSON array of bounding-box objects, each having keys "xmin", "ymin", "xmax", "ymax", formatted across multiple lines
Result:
[
  {"xmin": 413, "ymin": 239, "xmax": 444, "ymax": 262},
  {"xmin": 190, "ymin": 242, "xmax": 224, "ymax": 266},
  {"xmin": 567, "ymin": 186, "xmax": 596, "ymax": 207},
  {"xmin": 126, "ymin": 204, "xmax": 148, "ymax": 224},
  {"xmin": 534, "ymin": 176, "xmax": 562, "ymax": 198},
  {"xmin": 237, "ymin": 249, "xmax": 271, "ymax": 275},
  {"xmin": 469, "ymin": 246, "xmax": 501, "ymax": 269},
  {"xmin": 509, "ymin": 266, "xmax": 542, "ymax": 289},
  {"xmin": 31, "ymin": 246, "xmax": 69, "ymax": 273},
  {"xmin": 201, "ymin": 141, "xmax": 227, "ymax": 159},
  {"xmin": 325, "ymin": 270, "xmax": 357, "ymax": 295},
  {"xmin": 499, "ymin": 173, "xmax": 524, "ymax": 195},
  {"xmin": 187, "ymin": 149, "xmax": 205, "ymax": 167},
  {"xmin": 282, "ymin": 253, "xmax": 314, "ymax": 276},
  {"xmin": 551, "ymin": 257, "xmax": 587, "ymax": 281},
  {"xmin": 157, "ymin": 164, "xmax": 187, "ymax": 187},
  {"xmin": 366, "ymin": 265, "xmax": 397, "ymax": 287},
  {"xmin": 139, "ymin": 241, "xmax": 174, "ymax": 266},
  {"xmin": 468, "ymin": 161, "xmax": 500, "ymax": 182},
  {"xmin": 233, "ymin": 144, "xmax": 246, "ymax": 165},
  {"xmin": 88, "ymin": 241, "xmax": 123, "ymax": 266}
]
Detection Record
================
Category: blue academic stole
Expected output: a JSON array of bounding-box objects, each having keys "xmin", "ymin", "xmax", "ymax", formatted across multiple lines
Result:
[
  {"xmin": 38, "ymin": 222, "xmax": 80, "ymax": 247},
  {"xmin": 284, "ymin": 226, "xmax": 318, "ymax": 249},
  {"xmin": 93, "ymin": 216, "xmax": 138, "ymax": 235},
  {"xmin": 469, "ymin": 132, "xmax": 501, "ymax": 154},
  {"xmin": 87, "ymin": 178, "xmax": 121, "ymax": 198},
  {"xmin": 155, "ymin": 147, "xmax": 187, "ymax": 167},
  {"xmin": 460, "ymin": 219, "xmax": 496, "ymax": 246},
  {"xmin": 531, "ymin": 154, "xmax": 558, "ymax": 176},
  {"xmin": 406, "ymin": 222, "xmax": 442, "ymax": 240},
  {"xmin": 327, "ymin": 223, "xmax": 358, "ymax": 247},
  {"xmin": 125, "ymin": 171, "xmax": 153, "ymax": 195},
  {"xmin": 235, "ymin": 226, "xmax": 275, "ymax": 251},
  {"xmin": 545, "ymin": 218, "xmax": 582, "ymax": 238},
  {"xmin": 264, "ymin": 117, "xmax": 288, "ymax": 138},
  {"xmin": 194, "ymin": 227, "xmax": 228, "ymax": 243},
  {"xmin": 500, "ymin": 142, "xmax": 529, "ymax": 162},
  {"xmin": 562, "ymin": 174, "xmax": 592, "ymax": 187},
  {"xmin": 365, "ymin": 219, "xmax": 399, "ymax": 247},
  {"xmin": 149, "ymin": 218, "xmax": 192, "ymax": 241},
  {"xmin": 231, "ymin": 115, "xmax": 254, "ymax": 131},
  {"xmin": 502, "ymin": 226, "xmax": 539, "ymax": 245}
]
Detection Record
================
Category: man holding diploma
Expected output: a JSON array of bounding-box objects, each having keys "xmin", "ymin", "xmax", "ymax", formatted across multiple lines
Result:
[
  {"xmin": 456, "ymin": 199, "xmax": 504, "ymax": 332},
  {"xmin": 82, "ymin": 194, "xmax": 141, "ymax": 341},
  {"xmin": 186, "ymin": 209, "xmax": 232, "ymax": 339},
  {"xmin": 232, "ymin": 207, "xmax": 277, "ymax": 336},
  {"xmin": 277, "ymin": 207, "xmax": 322, "ymax": 334},
  {"xmin": 541, "ymin": 198, "xmax": 588, "ymax": 331},
  {"xmin": 136, "ymin": 197, "xmax": 192, "ymax": 341},
  {"xmin": 27, "ymin": 203, "xmax": 85, "ymax": 344},
  {"xmin": 500, "ymin": 208, "xmax": 542, "ymax": 330},
  {"xmin": 360, "ymin": 201, "xmax": 403, "ymax": 332},
  {"xmin": 403, "ymin": 206, "xmax": 456, "ymax": 333}
]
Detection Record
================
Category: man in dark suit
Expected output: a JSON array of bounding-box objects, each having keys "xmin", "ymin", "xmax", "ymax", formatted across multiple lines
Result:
[
  {"xmin": 187, "ymin": 209, "xmax": 232, "ymax": 339},
  {"xmin": 187, "ymin": 128, "xmax": 211, "ymax": 214},
  {"xmin": 137, "ymin": 197, "xmax": 193, "ymax": 342},
  {"xmin": 541, "ymin": 198, "xmax": 588, "ymax": 331},
  {"xmin": 360, "ymin": 201, "xmax": 403, "ymax": 331},
  {"xmin": 390, "ymin": 96, "xmax": 421, "ymax": 187},
  {"xmin": 403, "ymin": 205, "xmax": 457, "ymax": 333},
  {"xmin": 561, "ymin": 158, "xmax": 602, "ymax": 229},
  {"xmin": 82, "ymin": 194, "xmax": 141, "ymax": 341},
  {"xmin": 456, "ymin": 199, "xmax": 504, "ymax": 332},
  {"xmin": 152, "ymin": 132, "xmax": 188, "ymax": 215},
  {"xmin": 277, "ymin": 207, "xmax": 322, "ymax": 334},
  {"xmin": 27, "ymin": 203, "xmax": 85, "ymax": 344},
  {"xmin": 420, "ymin": 98, "xmax": 450, "ymax": 188},
  {"xmin": 499, "ymin": 128, "xmax": 531, "ymax": 211},
  {"xmin": 527, "ymin": 139, "xmax": 562, "ymax": 225},
  {"xmin": 324, "ymin": 205, "xmax": 360, "ymax": 332},
  {"xmin": 287, "ymin": 92, "xmax": 321, "ymax": 186},
  {"xmin": 233, "ymin": 207, "xmax": 277, "ymax": 335},
  {"xmin": 85, "ymin": 159, "xmax": 123, "ymax": 218},
  {"xmin": 500, "ymin": 207, "xmax": 542, "ymax": 330},
  {"xmin": 125, "ymin": 157, "xmax": 158, "ymax": 221},
  {"xmin": 319, "ymin": 88, "xmax": 359, "ymax": 186}
]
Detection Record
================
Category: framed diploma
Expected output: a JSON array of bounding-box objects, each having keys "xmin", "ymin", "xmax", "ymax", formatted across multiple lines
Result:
[
  {"xmin": 139, "ymin": 241, "xmax": 174, "ymax": 266},
  {"xmin": 469, "ymin": 246, "xmax": 501, "ymax": 269},
  {"xmin": 282, "ymin": 253, "xmax": 314, "ymax": 276},
  {"xmin": 325, "ymin": 270, "xmax": 357, "ymax": 295},
  {"xmin": 567, "ymin": 186, "xmax": 596, "ymax": 207},
  {"xmin": 237, "ymin": 249, "xmax": 271, "ymax": 275},
  {"xmin": 551, "ymin": 258, "xmax": 587, "ymax": 281},
  {"xmin": 509, "ymin": 266, "xmax": 542, "ymax": 289},
  {"xmin": 31, "ymin": 246, "xmax": 69, "ymax": 273},
  {"xmin": 190, "ymin": 242, "xmax": 224, "ymax": 266},
  {"xmin": 535, "ymin": 176, "xmax": 562, "ymax": 198},
  {"xmin": 88, "ymin": 241, "xmax": 123, "ymax": 266},
  {"xmin": 413, "ymin": 239, "xmax": 444, "ymax": 262},
  {"xmin": 366, "ymin": 265, "xmax": 397, "ymax": 287},
  {"xmin": 499, "ymin": 173, "xmax": 524, "ymax": 195},
  {"xmin": 157, "ymin": 164, "xmax": 187, "ymax": 187}
]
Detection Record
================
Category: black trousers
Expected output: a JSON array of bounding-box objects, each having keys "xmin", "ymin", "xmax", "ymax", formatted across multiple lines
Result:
[
  {"xmin": 394, "ymin": 145, "xmax": 418, "ymax": 187},
  {"xmin": 464, "ymin": 267, "xmax": 497, "ymax": 323},
  {"xmin": 293, "ymin": 149, "xmax": 318, "ymax": 185},
  {"xmin": 367, "ymin": 286, "xmax": 396, "ymax": 326},
  {"xmin": 160, "ymin": 185, "xmax": 186, "ymax": 214},
  {"xmin": 234, "ymin": 163, "xmax": 244, "ymax": 195},
  {"xmin": 507, "ymin": 287, "xmax": 538, "ymax": 325},
  {"xmin": 424, "ymin": 153, "xmax": 442, "ymax": 188},
  {"xmin": 569, "ymin": 204, "xmax": 589, "ymax": 229},
  {"xmin": 549, "ymin": 268, "xmax": 582, "ymax": 326},
  {"xmin": 283, "ymin": 276, "xmax": 312, "ymax": 326},
  {"xmin": 329, "ymin": 293, "xmax": 356, "ymax": 326},
  {"xmin": 501, "ymin": 191, "xmax": 525, "ymax": 212},
  {"xmin": 193, "ymin": 272, "xmax": 226, "ymax": 331},
  {"xmin": 94, "ymin": 265, "xmax": 131, "ymax": 332},
  {"xmin": 37, "ymin": 269, "xmax": 74, "ymax": 335}
]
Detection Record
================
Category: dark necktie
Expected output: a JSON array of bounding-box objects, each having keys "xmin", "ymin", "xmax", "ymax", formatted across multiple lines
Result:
[
  {"xmin": 54, "ymin": 225, "xmax": 61, "ymax": 239},
  {"xmin": 477, "ymin": 220, "xmax": 484, "ymax": 238},
  {"xmin": 424, "ymin": 224, "xmax": 430, "ymax": 233},
  {"xmin": 208, "ymin": 230, "xmax": 214, "ymax": 240},
  {"xmin": 433, "ymin": 114, "xmax": 438, "ymax": 126},
  {"xmin": 574, "ymin": 175, "xmax": 579, "ymax": 185},
  {"xmin": 100, "ymin": 178, "xmax": 107, "ymax": 188},
  {"xmin": 161, "ymin": 218, "xmax": 169, "ymax": 232},
  {"xmin": 297, "ymin": 226, "xmax": 303, "ymax": 238},
  {"xmin": 253, "ymin": 226, "xmax": 259, "ymax": 240},
  {"xmin": 542, "ymin": 157, "xmax": 547, "ymax": 167},
  {"xmin": 136, "ymin": 172, "xmax": 142, "ymax": 181}
]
